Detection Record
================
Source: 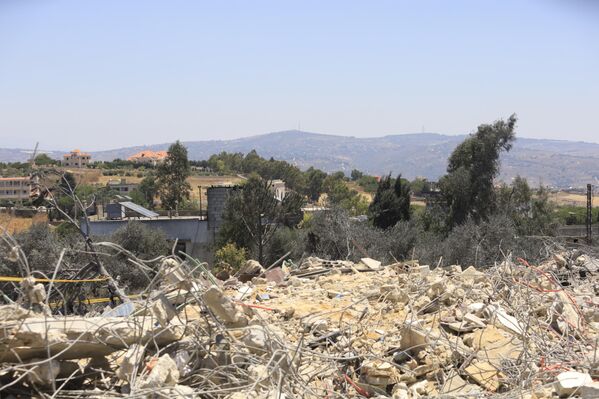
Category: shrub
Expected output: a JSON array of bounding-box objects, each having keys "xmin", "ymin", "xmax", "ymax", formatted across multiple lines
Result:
[
  {"xmin": 215, "ymin": 242, "xmax": 247, "ymax": 272},
  {"xmin": 102, "ymin": 222, "xmax": 170, "ymax": 289}
]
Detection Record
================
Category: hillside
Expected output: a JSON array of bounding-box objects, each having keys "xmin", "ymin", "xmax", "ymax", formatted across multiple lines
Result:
[{"xmin": 2, "ymin": 131, "xmax": 599, "ymax": 187}]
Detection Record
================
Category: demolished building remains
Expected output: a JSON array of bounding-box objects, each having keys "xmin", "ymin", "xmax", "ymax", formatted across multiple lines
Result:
[{"xmin": 1, "ymin": 246, "xmax": 599, "ymax": 398}]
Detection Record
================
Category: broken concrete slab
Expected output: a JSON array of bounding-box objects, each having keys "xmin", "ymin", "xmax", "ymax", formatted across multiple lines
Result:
[
  {"xmin": 555, "ymin": 371, "xmax": 592, "ymax": 397},
  {"xmin": 202, "ymin": 285, "xmax": 249, "ymax": 328},
  {"xmin": 360, "ymin": 258, "xmax": 382, "ymax": 271},
  {"xmin": 464, "ymin": 361, "xmax": 503, "ymax": 392},
  {"xmin": 116, "ymin": 344, "xmax": 145, "ymax": 382},
  {"xmin": 440, "ymin": 370, "xmax": 481, "ymax": 396},
  {"xmin": 137, "ymin": 354, "xmax": 179, "ymax": 389}
]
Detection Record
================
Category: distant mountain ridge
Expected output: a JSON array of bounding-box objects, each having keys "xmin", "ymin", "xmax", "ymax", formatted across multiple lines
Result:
[{"xmin": 1, "ymin": 130, "xmax": 598, "ymax": 188}]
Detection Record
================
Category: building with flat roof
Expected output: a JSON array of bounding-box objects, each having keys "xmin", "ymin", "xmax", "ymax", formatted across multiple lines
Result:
[
  {"xmin": 270, "ymin": 179, "xmax": 286, "ymax": 201},
  {"xmin": 106, "ymin": 178, "xmax": 138, "ymax": 194},
  {"xmin": 0, "ymin": 176, "xmax": 30, "ymax": 202},
  {"xmin": 63, "ymin": 149, "xmax": 91, "ymax": 168}
]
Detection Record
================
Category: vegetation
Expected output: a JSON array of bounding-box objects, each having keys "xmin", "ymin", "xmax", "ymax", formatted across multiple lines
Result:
[
  {"xmin": 34, "ymin": 153, "xmax": 58, "ymax": 166},
  {"xmin": 368, "ymin": 174, "xmax": 411, "ymax": 229},
  {"xmin": 214, "ymin": 242, "xmax": 247, "ymax": 271},
  {"xmin": 2, "ymin": 116, "xmax": 594, "ymax": 290},
  {"xmin": 440, "ymin": 114, "xmax": 517, "ymax": 228},
  {"xmin": 131, "ymin": 175, "xmax": 158, "ymax": 209},
  {"xmin": 204, "ymin": 151, "xmax": 365, "ymax": 214},
  {"xmin": 0, "ymin": 220, "xmax": 169, "ymax": 291},
  {"xmin": 157, "ymin": 141, "xmax": 191, "ymax": 212},
  {"xmin": 356, "ymin": 175, "xmax": 379, "ymax": 193},
  {"xmin": 218, "ymin": 175, "xmax": 304, "ymax": 265}
]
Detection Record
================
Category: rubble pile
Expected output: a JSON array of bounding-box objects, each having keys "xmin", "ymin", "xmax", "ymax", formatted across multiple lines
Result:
[{"xmin": 1, "ymin": 251, "xmax": 599, "ymax": 398}]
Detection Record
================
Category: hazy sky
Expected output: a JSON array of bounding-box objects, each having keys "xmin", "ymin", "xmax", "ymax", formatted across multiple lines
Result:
[{"xmin": 1, "ymin": 0, "xmax": 598, "ymax": 150}]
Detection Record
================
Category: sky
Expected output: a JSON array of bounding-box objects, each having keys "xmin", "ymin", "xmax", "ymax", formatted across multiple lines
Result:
[{"xmin": 0, "ymin": 0, "xmax": 598, "ymax": 150}]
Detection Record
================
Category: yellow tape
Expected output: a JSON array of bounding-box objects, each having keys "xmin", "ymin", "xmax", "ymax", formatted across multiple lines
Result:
[
  {"xmin": 0, "ymin": 275, "xmax": 111, "ymax": 283},
  {"xmin": 50, "ymin": 294, "xmax": 142, "ymax": 307}
]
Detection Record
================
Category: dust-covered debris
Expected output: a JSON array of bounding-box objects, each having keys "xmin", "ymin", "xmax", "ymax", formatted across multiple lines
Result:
[{"xmin": 1, "ymin": 249, "xmax": 599, "ymax": 398}]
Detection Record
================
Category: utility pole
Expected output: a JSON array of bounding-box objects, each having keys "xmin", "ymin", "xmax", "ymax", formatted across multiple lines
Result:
[{"xmin": 587, "ymin": 184, "xmax": 592, "ymax": 244}]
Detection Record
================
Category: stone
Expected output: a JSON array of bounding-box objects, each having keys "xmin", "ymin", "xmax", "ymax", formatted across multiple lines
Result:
[
  {"xmin": 202, "ymin": 285, "xmax": 248, "ymax": 328},
  {"xmin": 483, "ymin": 304, "xmax": 525, "ymax": 336},
  {"xmin": 465, "ymin": 361, "xmax": 502, "ymax": 391},
  {"xmin": 243, "ymin": 325, "xmax": 268, "ymax": 355},
  {"xmin": 426, "ymin": 278, "xmax": 445, "ymax": 298},
  {"xmin": 116, "ymin": 344, "xmax": 145, "ymax": 382},
  {"xmin": 360, "ymin": 257, "xmax": 382, "ymax": 271},
  {"xmin": 239, "ymin": 260, "xmax": 264, "ymax": 275},
  {"xmin": 551, "ymin": 291, "xmax": 582, "ymax": 333},
  {"xmin": 441, "ymin": 370, "xmax": 481, "ymax": 396},
  {"xmin": 380, "ymin": 285, "xmax": 409, "ymax": 304},
  {"xmin": 581, "ymin": 381, "xmax": 599, "ymax": 398},
  {"xmin": 160, "ymin": 258, "xmax": 187, "ymax": 287},
  {"xmin": 554, "ymin": 371, "xmax": 592, "ymax": 397},
  {"xmin": 400, "ymin": 322, "xmax": 430, "ymax": 354},
  {"xmin": 392, "ymin": 382, "xmax": 409, "ymax": 399},
  {"xmin": 461, "ymin": 266, "xmax": 488, "ymax": 283},
  {"xmin": 264, "ymin": 267, "xmax": 286, "ymax": 284},
  {"xmin": 138, "ymin": 354, "xmax": 180, "ymax": 389},
  {"xmin": 408, "ymin": 380, "xmax": 429, "ymax": 397},
  {"xmin": 150, "ymin": 294, "xmax": 178, "ymax": 327},
  {"xmin": 361, "ymin": 359, "xmax": 400, "ymax": 386}
]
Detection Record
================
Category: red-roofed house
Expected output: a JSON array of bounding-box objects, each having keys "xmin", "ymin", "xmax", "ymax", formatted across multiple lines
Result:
[{"xmin": 127, "ymin": 150, "xmax": 168, "ymax": 165}]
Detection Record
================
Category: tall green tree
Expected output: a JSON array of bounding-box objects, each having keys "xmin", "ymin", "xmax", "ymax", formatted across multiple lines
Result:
[
  {"xmin": 368, "ymin": 174, "xmax": 411, "ymax": 229},
  {"xmin": 306, "ymin": 167, "xmax": 327, "ymax": 202},
  {"xmin": 157, "ymin": 141, "xmax": 191, "ymax": 212},
  {"xmin": 132, "ymin": 175, "xmax": 158, "ymax": 209},
  {"xmin": 218, "ymin": 175, "xmax": 303, "ymax": 265},
  {"xmin": 350, "ymin": 169, "xmax": 364, "ymax": 181},
  {"xmin": 440, "ymin": 114, "xmax": 517, "ymax": 228}
]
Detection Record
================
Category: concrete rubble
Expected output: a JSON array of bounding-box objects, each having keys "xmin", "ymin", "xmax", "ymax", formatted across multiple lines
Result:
[{"xmin": 1, "ymin": 250, "xmax": 599, "ymax": 398}]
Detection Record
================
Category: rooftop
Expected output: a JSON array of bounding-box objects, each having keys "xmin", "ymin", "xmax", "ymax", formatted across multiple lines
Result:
[
  {"xmin": 63, "ymin": 149, "xmax": 91, "ymax": 157},
  {"xmin": 127, "ymin": 150, "xmax": 168, "ymax": 161}
]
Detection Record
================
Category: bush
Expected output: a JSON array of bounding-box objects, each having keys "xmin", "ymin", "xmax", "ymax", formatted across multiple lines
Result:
[
  {"xmin": 264, "ymin": 227, "xmax": 303, "ymax": 266},
  {"xmin": 413, "ymin": 213, "xmax": 550, "ymax": 268},
  {"xmin": 303, "ymin": 207, "xmax": 419, "ymax": 263},
  {"xmin": 102, "ymin": 222, "xmax": 170, "ymax": 289},
  {"xmin": 215, "ymin": 242, "xmax": 247, "ymax": 272}
]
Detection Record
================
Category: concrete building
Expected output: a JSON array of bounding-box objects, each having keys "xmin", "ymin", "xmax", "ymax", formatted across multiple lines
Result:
[
  {"xmin": 82, "ymin": 216, "xmax": 210, "ymax": 259},
  {"xmin": 63, "ymin": 149, "xmax": 91, "ymax": 168},
  {"xmin": 127, "ymin": 150, "xmax": 167, "ymax": 166},
  {"xmin": 84, "ymin": 185, "xmax": 239, "ymax": 260},
  {"xmin": 106, "ymin": 178, "xmax": 138, "ymax": 194},
  {"xmin": 270, "ymin": 179, "xmax": 286, "ymax": 201},
  {"xmin": 0, "ymin": 177, "xmax": 30, "ymax": 202}
]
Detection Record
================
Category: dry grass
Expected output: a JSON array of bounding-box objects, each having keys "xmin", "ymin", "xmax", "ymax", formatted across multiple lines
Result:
[
  {"xmin": 0, "ymin": 213, "xmax": 48, "ymax": 234},
  {"xmin": 551, "ymin": 191, "xmax": 599, "ymax": 207}
]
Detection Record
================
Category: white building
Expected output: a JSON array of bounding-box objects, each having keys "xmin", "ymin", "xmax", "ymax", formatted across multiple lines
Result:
[{"xmin": 0, "ymin": 177, "xmax": 30, "ymax": 201}]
